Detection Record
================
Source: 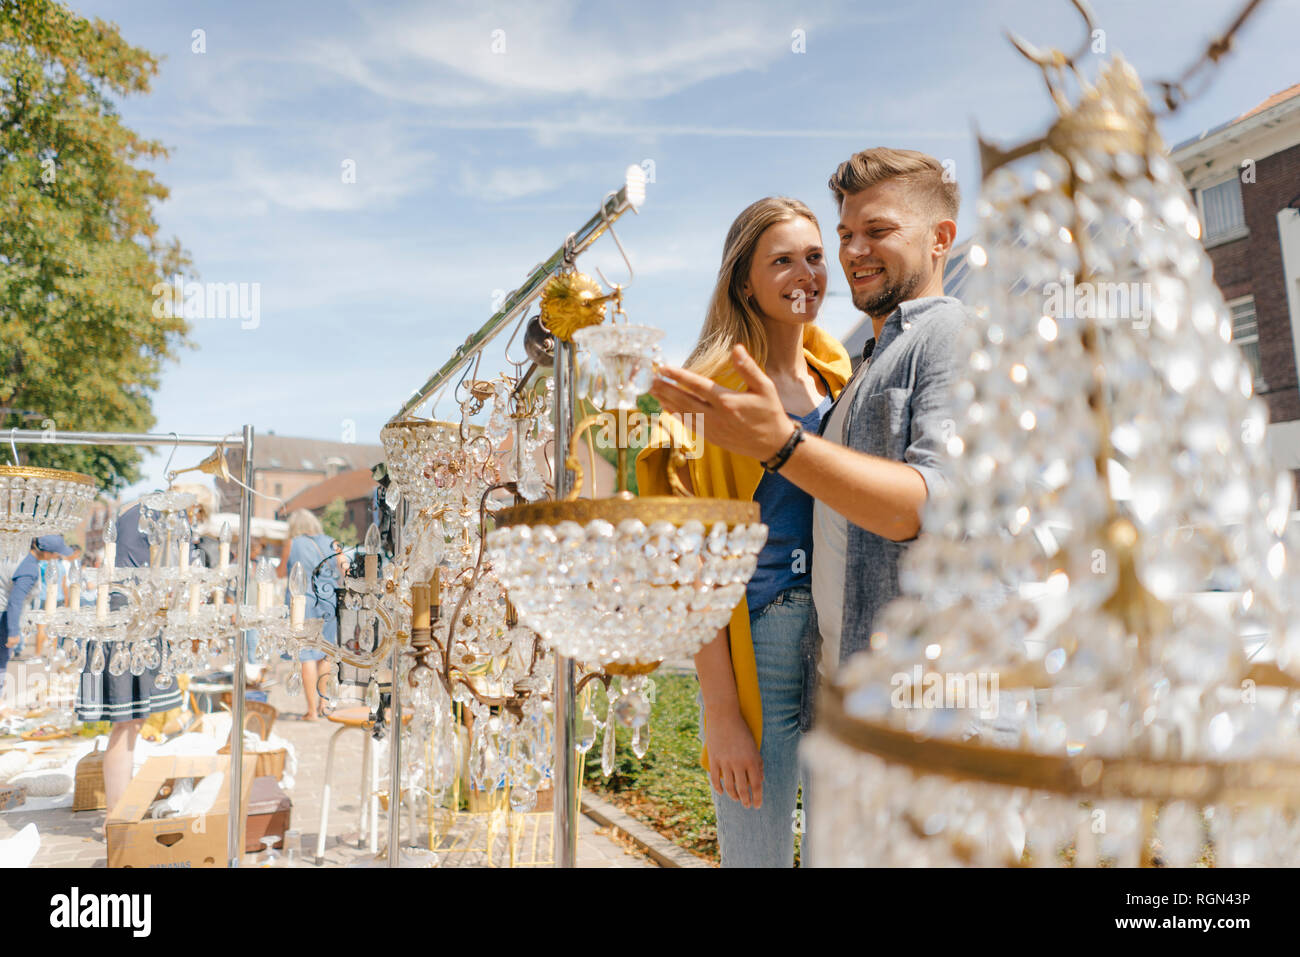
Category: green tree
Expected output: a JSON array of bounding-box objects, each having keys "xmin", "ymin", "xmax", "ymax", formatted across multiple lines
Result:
[
  {"xmin": 0, "ymin": 0, "xmax": 190, "ymax": 489},
  {"xmin": 320, "ymin": 497, "xmax": 357, "ymax": 546}
]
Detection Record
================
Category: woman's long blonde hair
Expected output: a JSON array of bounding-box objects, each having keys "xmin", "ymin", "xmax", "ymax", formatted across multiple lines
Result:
[{"xmin": 683, "ymin": 196, "xmax": 820, "ymax": 379}]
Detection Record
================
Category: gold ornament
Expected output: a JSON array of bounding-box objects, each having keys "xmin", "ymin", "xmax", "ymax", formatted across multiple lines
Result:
[{"xmin": 539, "ymin": 271, "xmax": 613, "ymax": 341}]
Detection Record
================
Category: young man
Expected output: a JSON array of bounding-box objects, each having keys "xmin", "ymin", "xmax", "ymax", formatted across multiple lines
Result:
[{"xmin": 651, "ymin": 147, "xmax": 967, "ymax": 672}]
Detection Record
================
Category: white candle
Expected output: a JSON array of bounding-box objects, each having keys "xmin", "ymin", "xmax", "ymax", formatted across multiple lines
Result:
[
  {"xmin": 290, "ymin": 594, "xmax": 306, "ymax": 628},
  {"xmin": 188, "ymin": 580, "xmax": 202, "ymax": 616},
  {"xmin": 68, "ymin": 578, "xmax": 81, "ymax": 608},
  {"xmin": 103, "ymin": 541, "xmax": 115, "ymax": 573},
  {"xmin": 96, "ymin": 579, "xmax": 109, "ymax": 622},
  {"xmin": 365, "ymin": 553, "xmax": 377, "ymax": 586},
  {"xmin": 44, "ymin": 574, "xmax": 57, "ymax": 612},
  {"xmin": 256, "ymin": 580, "xmax": 274, "ymax": 613},
  {"xmin": 180, "ymin": 539, "xmax": 190, "ymax": 575},
  {"xmin": 218, "ymin": 522, "xmax": 231, "ymax": 574}
]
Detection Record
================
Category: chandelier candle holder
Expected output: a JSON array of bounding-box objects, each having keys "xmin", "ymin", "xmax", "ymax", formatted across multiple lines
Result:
[
  {"xmin": 237, "ymin": 557, "xmax": 326, "ymax": 697},
  {"xmin": 0, "ymin": 465, "xmax": 97, "ymax": 564},
  {"xmin": 487, "ymin": 274, "xmax": 768, "ymax": 763},
  {"xmin": 803, "ymin": 19, "xmax": 1300, "ymax": 868},
  {"xmin": 27, "ymin": 488, "xmax": 247, "ymax": 689}
]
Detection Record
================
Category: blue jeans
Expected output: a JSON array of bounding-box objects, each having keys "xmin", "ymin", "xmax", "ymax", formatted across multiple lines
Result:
[{"xmin": 707, "ymin": 586, "xmax": 814, "ymax": 868}]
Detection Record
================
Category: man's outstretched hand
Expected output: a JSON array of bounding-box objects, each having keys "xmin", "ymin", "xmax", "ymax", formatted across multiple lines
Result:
[{"xmin": 650, "ymin": 345, "xmax": 793, "ymax": 462}]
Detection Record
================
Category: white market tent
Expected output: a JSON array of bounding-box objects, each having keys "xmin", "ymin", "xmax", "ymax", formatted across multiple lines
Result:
[{"xmin": 200, "ymin": 512, "xmax": 288, "ymax": 542}]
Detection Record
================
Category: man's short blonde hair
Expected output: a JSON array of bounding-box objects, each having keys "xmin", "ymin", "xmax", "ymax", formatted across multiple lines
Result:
[{"xmin": 828, "ymin": 147, "xmax": 959, "ymax": 224}]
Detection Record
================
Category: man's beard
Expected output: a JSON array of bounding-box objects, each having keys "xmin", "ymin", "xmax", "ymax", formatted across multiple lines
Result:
[{"xmin": 852, "ymin": 265, "xmax": 925, "ymax": 320}]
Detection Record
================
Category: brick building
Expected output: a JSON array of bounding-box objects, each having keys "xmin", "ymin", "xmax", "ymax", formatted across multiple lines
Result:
[
  {"xmin": 1172, "ymin": 83, "xmax": 1300, "ymax": 487},
  {"xmin": 280, "ymin": 467, "xmax": 377, "ymax": 545}
]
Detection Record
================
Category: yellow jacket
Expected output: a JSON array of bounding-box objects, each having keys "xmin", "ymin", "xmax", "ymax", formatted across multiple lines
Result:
[{"xmin": 635, "ymin": 324, "xmax": 852, "ymax": 768}]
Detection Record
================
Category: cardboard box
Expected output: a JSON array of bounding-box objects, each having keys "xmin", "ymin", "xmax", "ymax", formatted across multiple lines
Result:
[
  {"xmin": 106, "ymin": 755, "xmax": 255, "ymax": 868},
  {"xmin": 244, "ymin": 775, "xmax": 292, "ymax": 854}
]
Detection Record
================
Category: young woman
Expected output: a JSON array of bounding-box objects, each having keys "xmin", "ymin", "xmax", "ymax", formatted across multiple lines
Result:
[{"xmin": 637, "ymin": 197, "xmax": 851, "ymax": 867}]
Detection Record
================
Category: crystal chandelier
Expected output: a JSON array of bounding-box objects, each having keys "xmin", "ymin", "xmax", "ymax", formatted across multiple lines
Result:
[
  {"xmin": 29, "ymin": 490, "xmax": 248, "ymax": 690},
  {"xmin": 487, "ymin": 274, "xmax": 768, "ymax": 754},
  {"xmin": 379, "ymin": 378, "xmax": 570, "ymax": 814},
  {"xmin": 804, "ymin": 39, "xmax": 1300, "ymax": 867},
  {"xmin": 0, "ymin": 465, "xmax": 97, "ymax": 565}
]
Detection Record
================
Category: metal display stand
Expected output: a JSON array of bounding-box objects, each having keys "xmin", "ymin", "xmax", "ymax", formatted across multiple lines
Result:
[
  {"xmin": 6, "ymin": 426, "xmax": 257, "ymax": 868},
  {"xmin": 388, "ymin": 170, "xmax": 645, "ymax": 867}
]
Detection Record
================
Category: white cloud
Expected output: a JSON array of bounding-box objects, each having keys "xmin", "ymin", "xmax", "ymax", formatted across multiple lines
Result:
[{"xmin": 312, "ymin": 0, "xmax": 857, "ymax": 106}]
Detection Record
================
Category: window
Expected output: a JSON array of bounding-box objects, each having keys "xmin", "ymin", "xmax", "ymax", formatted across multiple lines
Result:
[
  {"xmin": 274, "ymin": 482, "xmax": 283, "ymax": 498},
  {"xmin": 1199, "ymin": 177, "xmax": 1246, "ymax": 242},
  {"xmin": 1229, "ymin": 296, "xmax": 1264, "ymax": 386}
]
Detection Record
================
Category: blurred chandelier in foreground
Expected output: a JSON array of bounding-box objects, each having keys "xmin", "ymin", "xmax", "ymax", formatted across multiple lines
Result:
[
  {"xmin": 805, "ymin": 8, "xmax": 1300, "ymax": 867},
  {"xmin": 0, "ymin": 465, "xmax": 96, "ymax": 564}
]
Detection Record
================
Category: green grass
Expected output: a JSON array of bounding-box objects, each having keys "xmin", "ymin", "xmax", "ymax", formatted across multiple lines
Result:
[{"xmin": 582, "ymin": 672, "xmax": 720, "ymax": 862}]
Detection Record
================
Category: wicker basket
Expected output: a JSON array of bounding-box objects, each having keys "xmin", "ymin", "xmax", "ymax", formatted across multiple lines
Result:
[
  {"xmin": 73, "ymin": 741, "xmax": 106, "ymax": 812},
  {"xmin": 218, "ymin": 743, "xmax": 286, "ymax": 781}
]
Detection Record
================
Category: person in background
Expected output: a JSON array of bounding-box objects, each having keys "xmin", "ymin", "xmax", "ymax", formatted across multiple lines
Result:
[
  {"xmin": 76, "ymin": 503, "xmax": 187, "ymax": 817},
  {"xmin": 279, "ymin": 509, "xmax": 345, "ymax": 720},
  {"xmin": 171, "ymin": 483, "xmax": 217, "ymax": 568},
  {"xmin": 1, "ymin": 536, "xmax": 73, "ymax": 696}
]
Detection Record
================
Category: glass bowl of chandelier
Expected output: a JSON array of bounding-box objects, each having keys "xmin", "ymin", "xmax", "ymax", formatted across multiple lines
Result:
[
  {"xmin": 487, "ymin": 309, "xmax": 768, "ymax": 744},
  {"xmin": 0, "ymin": 465, "xmax": 97, "ymax": 565}
]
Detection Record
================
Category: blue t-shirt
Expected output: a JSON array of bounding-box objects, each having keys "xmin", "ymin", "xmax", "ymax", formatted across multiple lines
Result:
[{"xmin": 745, "ymin": 388, "xmax": 833, "ymax": 615}]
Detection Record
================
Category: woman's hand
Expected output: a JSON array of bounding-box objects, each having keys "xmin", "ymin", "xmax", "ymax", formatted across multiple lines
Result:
[{"xmin": 704, "ymin": 706, "xmax": 764, "ymax": 809}]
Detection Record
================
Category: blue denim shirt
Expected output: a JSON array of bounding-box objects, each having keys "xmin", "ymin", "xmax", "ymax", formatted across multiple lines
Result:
[{"xmin": 828, "ymin": 296, "xmax": 968, "ymax": 663}]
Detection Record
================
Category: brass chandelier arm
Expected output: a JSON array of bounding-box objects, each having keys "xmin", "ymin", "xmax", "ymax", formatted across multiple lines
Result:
[
  {"xmin": 562, "ymin": 411, "xmax": 607, "ymax": 502},
  {"xmin": 819, "ymin": 684, "xmax": 1300, "ymax": 806}
]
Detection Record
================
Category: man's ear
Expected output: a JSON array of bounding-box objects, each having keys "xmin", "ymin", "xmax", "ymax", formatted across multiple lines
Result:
[{"xmin": 932, "ymin": 218, "xmax": 957, "ymax": 260}]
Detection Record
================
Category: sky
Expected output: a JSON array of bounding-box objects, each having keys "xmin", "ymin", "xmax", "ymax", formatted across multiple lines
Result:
[{"xmin": 64, "ymin": 0, "xmax": 1300, "ymax": 499}]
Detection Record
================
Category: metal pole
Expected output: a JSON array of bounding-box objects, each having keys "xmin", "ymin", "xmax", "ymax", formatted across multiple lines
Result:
[
  {"xmin": 389, "ymin": 172, "xmax": 644, "ymax": 425},
  {"xmin": 551, "ymin": 341, "xmax": 578, "ymax": 868},
  {"xmin": 5, "ymin": 429, "xmax": 239, "ymax": 447},
  {"xmin": 387, "ymin": 499, "xmax": 408, "ymax": 866},
  {"xmin": 227, "ymin": 424, "xmax": 255, "ymax": 867}
]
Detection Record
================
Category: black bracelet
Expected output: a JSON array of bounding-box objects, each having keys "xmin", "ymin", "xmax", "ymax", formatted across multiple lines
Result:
[{"xmin": 761, "ymin": 423, "xmax": 804, "ymax": 473}]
